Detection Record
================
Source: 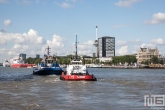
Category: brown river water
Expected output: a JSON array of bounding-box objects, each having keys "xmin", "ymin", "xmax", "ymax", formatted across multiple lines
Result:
[{"xmin": 0, "ymin": 66, "xmax": 165, "ymax": 110}]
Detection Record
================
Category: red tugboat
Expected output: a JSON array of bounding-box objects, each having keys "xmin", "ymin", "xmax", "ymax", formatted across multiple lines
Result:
[{"xmin": 60, "ymin": 35, "xmax": 97, "ymax": 81}]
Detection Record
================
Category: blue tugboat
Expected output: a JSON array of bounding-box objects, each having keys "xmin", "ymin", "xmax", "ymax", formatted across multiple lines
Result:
[{"xmin": 33, "ymin": 46, "xmax": 63, "ymax": 75}]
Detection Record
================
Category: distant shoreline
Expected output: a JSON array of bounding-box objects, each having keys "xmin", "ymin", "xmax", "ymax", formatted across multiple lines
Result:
[{"xmin": 97, "ymin": 65, "xmax": 165, "ymax": 69}]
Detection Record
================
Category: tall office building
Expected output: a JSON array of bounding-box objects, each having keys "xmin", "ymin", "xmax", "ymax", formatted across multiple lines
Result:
[
  {"xmin": 36, "ymin": 54, "xmax": 40, "ymax": 58},
  {"xmin": 19, "ymin": 53, "xmax": 26, "ymax": 60},
  {"xmin": 98, "ymin": 36, "xmax": 115, "ymax": 57}
]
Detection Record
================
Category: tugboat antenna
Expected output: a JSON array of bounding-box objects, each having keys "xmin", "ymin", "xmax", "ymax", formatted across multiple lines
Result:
[
  {"xmin": 45, "ymin": 46, "xmax": 51, "ymax": 55},
  {"xmin": 75, "ymin": 35, "xmax": 78, "ymax": 59}
]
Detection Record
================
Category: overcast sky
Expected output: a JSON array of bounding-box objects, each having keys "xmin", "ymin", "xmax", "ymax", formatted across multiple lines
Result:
[{"xmin": 0, "ymin": 0, "xmax": 165, "ymax": 62}]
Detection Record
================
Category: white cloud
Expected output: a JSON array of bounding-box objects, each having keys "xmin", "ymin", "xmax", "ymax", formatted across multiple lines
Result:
[
  {"xmin": 46, "ymin": 34, "xmax": 65, "ymax": 48},
  {"xmin": 133, "ymin": 38, "xmax": 164, "ymax": 54},
  {"xmin": 116, "ymin": 39, "xmax": 141, "ymax": 46},
  {"xmin": 0, "ymin": 29, "xmax": 46, "ymax": 58},
  {"xmin": 41, "ymin": 37, "xmax": 94, "ymax": 57},
  {"xmin": 130, "ymin": 39, "xmax": 141, "ymax": 42},
  {"xmin": 0, "ymin": 0, "xmax": 8, "ymax": 3},
  {"xmin": 28, "ymin": 29, "xmax": 38, "ymax": 36},
  {"xmin": 115, "ymin": 0, "xmax": 140, "ymax": 7},
  {"xmin": 134, "ymin": 45, "xmax": 140, "ymax": 50},
  {"xmin": 132, "ymin": 50, "xmax": 137, "ymax": 54},
  {"xmin": 117, "ymin": 40, "xmax": 127, "ymax": 46},
  {"xmin": 141, "ymin": 43, "xmax": 156, "ymax": 48},
  {"xmin": 54, "ymin": 0, "xmax": 77, "ymax": 8},
  {"xmin": 144, "ymin": 12, "xmax": 165, "ymax": 24},
  {"xmin": 115, "ymin": 38, "xmax": 165, "ymax": 56},
  {"xmin": 127, "ymin": 39, "xmax": 141, "ymax": 44},
  {"xmin": 61, "ymin": 2, "xmax": 70, "ymax": 8},
  {"xmin": 37, "ymin": 37, "xmax": 45, "ymax": 44},
  {"xmin": 117, "ymin": 46, "xmax": 128, "ymax": 55},
  {"xmin": 131, "ymin": 45, "xmax": 140, "ymax": 54},
  {"xmin": 0, "ymin": 48, "xmax": 8, "ymax": 54},
  {"xmin": 0, "ymin": 32, "xmax": 11, "ymax": 44},
  {"xmin": 0, "ymin": 29, "xmax": 72, "ymax": 61},
  {"xmin": 12, "ymin": 29, "xmax": 45, "ymax": 44},
  {"xmin": 13, "ymin": 44, "xmax": 29, "ymax": 51},
  {"xmin": 55, "ymin": 2, "xmax": 71, "ymax": 8},
  {"xmin": 0, "ymin": 28, "xmax": 7, "ymax": 32},
  {"xmin": 77, "ymin": 40, "xmax": 94, "ymax": 56},
  {"xmin": 7, "ymin": 44, "xmax": 29, "ymax": 57},
  {"xmin": 135, "ymin": 39, "xmax": 140, "ymax": 42},
  {"xmin": 150, "ymin": 38, "xmax": 164, "ymax": 45},
  {"xmin": 4, "ymin": 19, "xmax": 12, "ymax": 26}
]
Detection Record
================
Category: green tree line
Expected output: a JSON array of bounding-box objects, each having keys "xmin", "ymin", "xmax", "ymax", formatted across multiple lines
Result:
[
  {"xmin": 25, "ymin": 55, "xmax": 137, "ymax": 65},
  {"xmin": 141, "ymin": 56, "xmax": 164, "ymax": 65},
  {"xmin": 112, "ymin": 55, "xmax": 137, "ymax": 65},
  {"xmin": 24, "ymin": 55, "xmax": 163, "ymax": 65},
  {"xmin": 24, "ymin": 55, "xmax": 73, "ymax": 64},
  {"xmin": 25, "ymin": 57, "xmax": 42, "ymax": 64}
]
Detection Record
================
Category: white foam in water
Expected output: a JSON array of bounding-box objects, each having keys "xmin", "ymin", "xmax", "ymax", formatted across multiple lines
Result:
[
  {"xmin": 47, "ymin": 75, "xmax": 58, "ymax": 77},
  {"xmin": 45, "ymin": 78, "xmax": 60, "ymax": 83}
]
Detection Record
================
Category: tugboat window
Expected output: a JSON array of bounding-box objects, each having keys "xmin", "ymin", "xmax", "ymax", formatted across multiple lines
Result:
[{"xmin": 48, "ymin": 60, "xmax": 53, "ymax": 63}]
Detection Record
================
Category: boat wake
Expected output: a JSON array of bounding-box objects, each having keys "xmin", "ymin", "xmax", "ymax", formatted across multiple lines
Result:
[{"xmin": 45, "ymin": 78, "xmax": 61, "ymax": 83}]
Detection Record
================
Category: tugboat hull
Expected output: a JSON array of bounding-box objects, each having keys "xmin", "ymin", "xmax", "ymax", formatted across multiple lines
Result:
[
  {"xmin": 60, "ymin": 71, "xmax": 97, "ymax": 81},
  {"xmin": 33, "ymin": 68, "xmax": 63, "ymax": 75},
  {"xmin": 11, "ymin": 64, "xmax": 36, "ymax": 68}
]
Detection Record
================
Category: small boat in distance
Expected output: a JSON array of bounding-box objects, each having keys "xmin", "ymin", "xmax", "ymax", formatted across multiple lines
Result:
[
  {"xmin": 87, "ymin": 64, "xmax": 102, "ymax": 68},
  {"xmin": 60, "ymin": 35, "xmax": 97, "ymax": 81},
  {"xmin": 33, "ymin": 46, "xmax": 63, "ymax": 75}
]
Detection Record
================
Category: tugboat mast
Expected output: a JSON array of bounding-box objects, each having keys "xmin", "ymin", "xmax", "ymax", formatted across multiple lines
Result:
[
  {"xmin": 45, "ymin": 46, "xmax": 51, "ymax": 56},
  {"xmin": 75, "ymin": 35, "xmax": 78, "ymax": 59}
]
